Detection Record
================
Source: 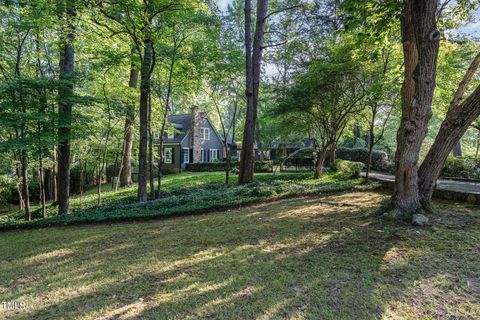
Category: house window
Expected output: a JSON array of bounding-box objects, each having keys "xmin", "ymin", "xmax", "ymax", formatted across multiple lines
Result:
[
  {"xmin": 167, "ymin": 130, "xmax": 174, "ymax": 139},
  {"xmin": 209, "ymin": 149, "xmax": 218, "ymax": 162},
  {"xmin": 201, "ymin": 148, "xmax": 206, "ymax": 162},
  {"xmin": 153, "ymin": 131, "xmax": 160, "ymax": 139},
  {"xmin": 164, "ymin": 147, "xmax": 173, "ymax": 164},
  {"xmin": 200, "ymin": 127, "xmax": 210, "ymax": 140},
  {"xmin": 182, "ymin": 148, "xmax": 189, "ymax": 164}
]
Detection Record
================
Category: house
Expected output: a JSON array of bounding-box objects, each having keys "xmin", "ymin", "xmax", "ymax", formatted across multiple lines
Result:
[{"xmin": 155, "ymin": 106, "xmax": 226, "ymax": 172}]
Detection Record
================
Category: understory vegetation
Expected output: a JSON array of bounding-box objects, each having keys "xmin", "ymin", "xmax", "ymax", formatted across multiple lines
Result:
[
  {"xmin": 1, "ymin": 192, "xmax": 479, "ymax": 319},
  {"xmin": 0, "ymin": 172, "xmax": 378, "ymax": 230}
]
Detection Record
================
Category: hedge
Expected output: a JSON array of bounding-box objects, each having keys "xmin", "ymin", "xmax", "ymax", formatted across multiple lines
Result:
[
  {"xmin": 332, "ymin": 159, "xmax": 364, "ymax": 178},
  {"xmin": 441, "ymin": 156, "xmax": 480, "ymax": 180},
  {"xmin": 186, "ymin": 161, "xmax": 273, "ymax": 173},
  {"xmin": 333, "ymin": 147, "xmax": 391, "ymax": 172},
  {"xmin": 282, "ymin": 147, "xmax": 392, "ymax": 172}
]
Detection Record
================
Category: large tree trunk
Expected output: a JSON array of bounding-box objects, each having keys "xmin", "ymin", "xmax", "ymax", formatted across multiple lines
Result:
[
  {"xmin": 57, "ymin": 0, "xmax": 76, "ymax": 215},
  {"xmin": 120, "ymin": 64, "xmax": 138, "ymax": 187},
  {"xmin": 418, "ymin": 86, "xmax": 480, "ymax": 206},
  {"xmin": 389, "ymin": 0, "xmax": 440, "ymax": 218},
  {"xmin": 238, "ymin": 0, "xmax": 269, "ymax": 184},
  {"xmin": 137, "ymin": 38, "xmax": 153, "ymax": 202}
]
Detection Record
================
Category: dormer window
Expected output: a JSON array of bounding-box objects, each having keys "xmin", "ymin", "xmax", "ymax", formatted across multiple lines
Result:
[
  {"xmin": 167, "ymin": 130, "xmax": 174, "ymax": 139},
  {"xmin": 200, "ymin": 127, "xmax": 210, "ymax": 140}
]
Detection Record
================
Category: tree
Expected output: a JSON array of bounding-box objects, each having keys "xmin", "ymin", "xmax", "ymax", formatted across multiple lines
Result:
[
  {"xmin": 387, "ymin": 0, "xmax": 440, "ymax": 218},
  {"xmin": 274, "ymin": 38, "xmax": 365, "ymax": 178},
  {"xmin": 119, "ymin": 53, "xmax": 138, "ymax": 187},
  {"xmin": 238, "ymin": 0, "xmax": 269, "ymax": 184},
  {"xmin": 418, "ymin": 52, "xmax": 480, "ymax": 207},
  {"xmin": 57, "ymin": 0, "xmax": 76, "ymax": 215}
]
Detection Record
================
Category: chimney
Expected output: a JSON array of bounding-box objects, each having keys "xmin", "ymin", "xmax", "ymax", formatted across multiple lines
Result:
[{"xmin": 190, "ymin": 105, "xmax": 201, "ymax": 162}]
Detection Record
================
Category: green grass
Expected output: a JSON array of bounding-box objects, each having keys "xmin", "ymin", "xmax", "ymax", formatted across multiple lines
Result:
[
  {"xmin": 0, "ymin": 172, "xmax": 378, "ymax": 230},
  {"xmin": 1, "ymin": 192, "xmax": 479, "ymax": 319}
]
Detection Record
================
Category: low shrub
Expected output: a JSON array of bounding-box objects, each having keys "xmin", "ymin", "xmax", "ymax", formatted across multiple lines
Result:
[
  {"xmin": 441, "ymin": 156, "xmax": 480, "ymax": 180},
  {"xmin": 282, "ymin": 147, "xmax": 392, "ymax": 172},
  {"xmin": 333, "ymin": 159, "xmax": 364, "ymax": 178},
  {"xmin": 333, "ymin": 147, "xmax": 391, "ymax": 172},
  {"xmin": 186, "ymin": 161, "xmax": 273, "ymax": 173},
  {"xmin": 186, "ymin": 162, "xmax": 226, "ymax": 172}
]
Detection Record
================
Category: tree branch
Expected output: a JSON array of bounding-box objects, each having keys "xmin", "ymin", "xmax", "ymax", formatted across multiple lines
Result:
[
  {"xmin": 263, "ymin": 4, "xmax": 303, "ymax": 21},
  {"xmin": 261, "ymin": 40, "xmax": 287, "ymax": 50}
]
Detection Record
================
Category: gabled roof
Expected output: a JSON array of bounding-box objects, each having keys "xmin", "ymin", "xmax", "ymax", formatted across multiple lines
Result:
[
  {"xmin": 162, "ymin": 111, "xmax": 224, "ymax": 145},
  {"xmin": 164, "ymin": 113, "xmax": 192, "ymax": 143}
]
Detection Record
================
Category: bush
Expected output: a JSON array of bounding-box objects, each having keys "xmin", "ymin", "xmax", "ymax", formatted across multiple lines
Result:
[
  {"xmin": 282, "ymin": 147, "xmax": 392, "ymax": 172},
  {"xmin": 186, "ymin": 161, "xmax": 273, "ymax": 173},
  {"xmin": 333, "ymin": 147, "xmax": 391, "ymax": 172},
  {"xmin": 441, "ymin": 156, "xmax": 480, "ymax": 180},
  {"xmin": 185, "ymin": 162, "xmax": 226, "ymax": 172},
  {"xmin": 332, "ymin": 159, "xmax": 364, "ymax": 178}
]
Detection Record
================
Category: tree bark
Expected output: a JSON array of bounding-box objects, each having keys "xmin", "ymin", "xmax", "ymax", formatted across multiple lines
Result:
[
  {"xmin": 366, "ymin": 125, "xmax": 374, "ymax": 180},
  {"xmin": 418, "ymin": 86, "xmax": 480, "ymax": 207},
  {"xmin": 57, "ymin": 0, "xmax": 76, "ymax": 215},
  {"xmin": 148, "ymin": 93, "xmax": 155, "ymax": 199},
  {"xmin": 39, "ymin": 158, "xmax": 46, "ymax": 218},
  {"xmin": 120, "ymin": 63, "xmax": 138, "ymax": 187},
  {"xmin": 417, "ymin": 52, "xmax": 480, "ymax": 208},
  {"xmin": 313, "ymin": 147, "xmax": 327, "ymax": 179},
  {"xmin": 137, "ymin": 38, "xmax": 153, "ymax": 202},
  {"xmin": 20, "ymin": 149, "xmax": 31, "ymax": 220},
  {"xmin": 389, "ymin": 0, "xmax": 439, "ymax": 218},
  {"xmin": 238, "ymin": 0, "xmax": 269, "ymax": 184},
  {"xmin": 14, "ymin": 161, "xmax": 24, "ymax": 210}
]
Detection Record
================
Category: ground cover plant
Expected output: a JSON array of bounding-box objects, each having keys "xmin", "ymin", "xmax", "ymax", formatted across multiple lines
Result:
[
  {"xmin": 1, "ymin": 192, "xmax": 479, "ymax": 319},
  {"xmin": 0, "ymin": 172, "xmax": 378, "ymax": 230}
]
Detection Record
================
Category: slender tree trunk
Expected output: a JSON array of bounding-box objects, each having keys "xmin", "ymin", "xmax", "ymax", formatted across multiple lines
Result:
[
  {"xmin": 330, "ymin": 139, "xmax": 337, "ymax": 164},
  {"xmin": 313, "ymin": 147, "xmax": 327, "ymax": 179},
  {"xmin": 120, "ymin": 63, "xmax": 138, "ymax": 187},
  {"xmin": 148, "ymin": 93, "xmax": 155, "ymax": 199},
  {"xmin": 389, "ymin": 0, "xmax": 440, "ymax": 218},
  {"xmin": 366, "ymin": 125, "xmax": 374, "ymax": 180},
  {"xmin": 80, "ymin": 158, "xmax": 85, "ymax": 209},
  {"xmin": 57, "ymin": 0, "xmax": 76, "ymax": 215},
  {"xmin": 52, "ymin": 146, "xmax": 58, "ymax": 203},
  {"xmin": 20, "ymin": 149, "xmax": 31, "ymax": 220},
  {"xmin": 14, "ymin": 162, "xmax": 24, "ymax": 210},
  {"xmin": 39, "ymin": 157, "xmax": 46, "ymax": 218},
  {"xmin": 137, "ymin": 38, "xmax": 153, "ymax": 202},
  {"xmin": 418, "ymin": 86, "xmax": 480, "ymax": 207},
  {"xmin": 239, "ymin": 0, "xmax": 269, "ymax": 184}
]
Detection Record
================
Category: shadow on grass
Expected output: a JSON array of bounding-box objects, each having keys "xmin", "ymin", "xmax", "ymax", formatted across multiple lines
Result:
[{"xmin": 1, "ymin": 192, "xmax": 479, "ymax": 319}]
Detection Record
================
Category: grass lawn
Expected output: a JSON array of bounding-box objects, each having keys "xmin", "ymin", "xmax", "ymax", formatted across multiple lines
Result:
[
  {"xmin": 1, "ymin": 191, "xmax": 479, "ymax": 319},
  {"xmin": 0, "ymin": 172, "xmax": 376, "ymax": 230}
]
